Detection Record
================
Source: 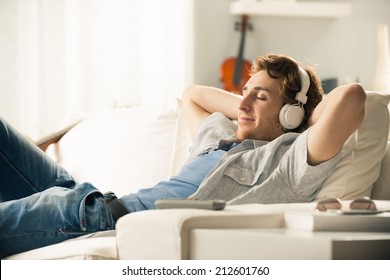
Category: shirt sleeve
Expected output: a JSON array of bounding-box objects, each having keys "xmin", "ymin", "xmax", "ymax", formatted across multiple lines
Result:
[
  {"xmin": 188, "ymin": 113, "xmax": 237, "ymax": 160},
  {"xmin": 279, "ymin": 128, "xmax": 342, "ymax": 197}
]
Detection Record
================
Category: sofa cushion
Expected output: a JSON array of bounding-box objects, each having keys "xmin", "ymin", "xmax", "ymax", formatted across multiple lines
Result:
[
  {"xmin": 372, "ymin": 141, "xmax": 390, "ymax": 199},
  {"xmin": 5, "ymin": 231, "xmax": 117, "ymax": 260},
  {"xmin": 317, "ymin": 91, "xmax": 390, "ymax": 200},
  {"xmin": 47, "ymin": 99, "xmax": 191, "ymax": 197}
]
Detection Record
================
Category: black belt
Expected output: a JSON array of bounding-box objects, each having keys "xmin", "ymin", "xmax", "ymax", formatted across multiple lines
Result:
[{"xmin": 103, "ymin": 192, "xmax": 129, "ymax": 222}]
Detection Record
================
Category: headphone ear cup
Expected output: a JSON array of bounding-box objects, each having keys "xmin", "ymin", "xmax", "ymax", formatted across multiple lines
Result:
[{"xmin": 279, "ymin": 104, "xmax": 305, "ymax": 130}]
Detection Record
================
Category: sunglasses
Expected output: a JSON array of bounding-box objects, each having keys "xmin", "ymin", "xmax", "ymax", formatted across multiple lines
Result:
[{"xmin": 316, "ymin": 197, "xmax": 378, "ymax": 214}]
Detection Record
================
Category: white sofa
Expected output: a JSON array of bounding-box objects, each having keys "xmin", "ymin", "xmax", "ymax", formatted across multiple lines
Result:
[{"xmin": 5, "ymin": 91, "xmax": 390, "ymax": 260}]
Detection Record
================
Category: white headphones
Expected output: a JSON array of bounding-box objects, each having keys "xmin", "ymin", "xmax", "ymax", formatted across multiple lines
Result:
[{"xmin": 279, "ymin": 67, "xmax": 310, "ymax": 130}]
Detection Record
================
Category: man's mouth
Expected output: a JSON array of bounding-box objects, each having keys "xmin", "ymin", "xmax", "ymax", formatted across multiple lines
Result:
[{"xmin": 239, "ymin": 116, "xmax": 255, "ymax": 123}]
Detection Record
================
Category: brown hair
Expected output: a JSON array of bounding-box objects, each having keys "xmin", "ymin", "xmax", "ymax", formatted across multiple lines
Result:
[{"xmin": 251, "ymin": 53, "xmax": 323, "ymax": 132}]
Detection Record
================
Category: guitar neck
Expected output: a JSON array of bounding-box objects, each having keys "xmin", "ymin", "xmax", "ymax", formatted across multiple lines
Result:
[
  {"xmin": 233, "ymin": 15, "xmax": 249, "ymax": 86},
  {"xmin": 233, "ymin": 28, "xmax": 247, "ymax": 85}
]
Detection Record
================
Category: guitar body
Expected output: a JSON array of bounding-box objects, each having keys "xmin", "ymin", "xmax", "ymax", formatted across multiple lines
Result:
[
  {"xmin": 220, "ymin": 57, "xmax": 251, "ymax": 94},
  {"xmin": 220, "ymin": 15, "xmax": 252, "ymax": 95}
]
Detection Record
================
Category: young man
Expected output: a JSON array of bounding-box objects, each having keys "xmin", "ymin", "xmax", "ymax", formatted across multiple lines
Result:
[{"xmin": 0, "ymin": 54, "xmax": 366, "ymax": 258}]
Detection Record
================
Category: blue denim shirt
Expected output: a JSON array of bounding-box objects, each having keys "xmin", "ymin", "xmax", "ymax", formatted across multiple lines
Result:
[{"xmin": 189, "ymin": 113, "xmax": 341, "ymax": 204}]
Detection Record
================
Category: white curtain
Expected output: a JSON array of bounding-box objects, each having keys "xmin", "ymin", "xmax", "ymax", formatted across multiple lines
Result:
[{"xmin": 0, "ymin": 0, "xmax": 193, "ymax": 139}]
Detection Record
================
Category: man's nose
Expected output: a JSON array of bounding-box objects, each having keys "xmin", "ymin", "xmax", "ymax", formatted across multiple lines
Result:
[{"xmin": 239, "ymin": 95, "xmax": 251, "ymax": 111}]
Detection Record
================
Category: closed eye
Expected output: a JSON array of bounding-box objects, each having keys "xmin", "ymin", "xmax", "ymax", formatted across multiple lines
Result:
[
  {"xmin": 242, "ymin": 86, "xmax": 272, "ymax": 101},
  {"xmin": 256, "ymin": 95, "xmax": 268, "ymax": 101}
]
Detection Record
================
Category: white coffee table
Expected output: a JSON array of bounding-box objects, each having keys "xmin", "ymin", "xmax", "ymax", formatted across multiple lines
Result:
[{"xmin": 188, "ymin": 228, "xmax": 390, "ymax": 259}]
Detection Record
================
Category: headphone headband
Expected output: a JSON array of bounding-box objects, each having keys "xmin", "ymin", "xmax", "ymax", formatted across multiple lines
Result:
[{"xmin": 296, "ymin": 67, "xmax": 310, "ymax": 105}]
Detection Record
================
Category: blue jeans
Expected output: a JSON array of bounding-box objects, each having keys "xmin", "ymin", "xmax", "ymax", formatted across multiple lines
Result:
[{"xmin": 0, "ymin": 116, "xmax": 225, "ymax": 258}]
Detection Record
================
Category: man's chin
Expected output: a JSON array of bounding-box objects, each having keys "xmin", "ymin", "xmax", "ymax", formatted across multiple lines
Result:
[{"xmin": 235, "ymin": 130, "xmax": 253, "ymax": 141}]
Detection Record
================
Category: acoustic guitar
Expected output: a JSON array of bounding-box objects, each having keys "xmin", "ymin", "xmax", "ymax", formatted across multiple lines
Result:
[{"xmin": 220, "ymin": 15, "xmax": 252, "ymax": 95}]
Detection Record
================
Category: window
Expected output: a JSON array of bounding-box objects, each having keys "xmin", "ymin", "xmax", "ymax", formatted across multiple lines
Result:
[{"xmin": 0, "ymin": 0, "xmax": 193, "ymax": 139}]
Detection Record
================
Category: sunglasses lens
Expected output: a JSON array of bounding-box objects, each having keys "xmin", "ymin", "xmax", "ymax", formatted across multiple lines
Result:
[
  {"xmin": 316, "ymin": 198, "xmax": 342, "ymax": 211},
  {"xmin": 350, "ymin": 198, "xmax": 377, "ymax": 210}
]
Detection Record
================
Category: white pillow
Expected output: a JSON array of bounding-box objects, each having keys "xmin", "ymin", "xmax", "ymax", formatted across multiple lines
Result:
[
  {"xmin": 168, "ymin": 99, "xmax": 192, "ymax": 176},
  {"xmin": 371, "ymin": 141, "xmax": 390, "ymax": 199},
  {"xmin": 47, "ymin": 99, "xmax": 191, "ymax": 198},
  {"xmin": 317, "ymin": 91, "xmax": 390, "ymax": 200}
]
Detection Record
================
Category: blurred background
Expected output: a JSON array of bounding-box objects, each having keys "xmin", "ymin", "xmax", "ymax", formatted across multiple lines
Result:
[{"xmin": 0, "ymin": 0, "xmax": 389, "ymax": 139}]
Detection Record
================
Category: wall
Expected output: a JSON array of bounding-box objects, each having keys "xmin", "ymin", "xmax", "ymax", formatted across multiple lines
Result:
[{"xmin": 193, "ymin": 0, "xmax": 390, "ymax": 90}]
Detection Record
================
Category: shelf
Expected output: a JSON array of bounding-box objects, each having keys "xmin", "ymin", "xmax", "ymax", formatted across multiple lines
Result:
[{"xmin": 230, "ymin": 0, "xmax": 352, "ymax": 18}]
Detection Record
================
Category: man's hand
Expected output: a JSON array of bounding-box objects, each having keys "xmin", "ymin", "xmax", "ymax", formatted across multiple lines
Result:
[{"xmin": 182, "ymin": 85, "xmax": 241, "ymax": 138}]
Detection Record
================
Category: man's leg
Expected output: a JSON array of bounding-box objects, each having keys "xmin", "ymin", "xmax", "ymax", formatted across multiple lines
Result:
[
  {"xmin": 0, "ymin": 116, "xmax": 76, "ymax": 202},
  {"xmin": 0, "ymin": 182, "xmax": 115, "ymax": 258}
]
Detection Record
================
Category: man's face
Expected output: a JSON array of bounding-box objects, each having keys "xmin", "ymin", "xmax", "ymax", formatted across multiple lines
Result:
[{"xmin": 236, "ymin": 70, "xmax": 285, "ymax": 142}]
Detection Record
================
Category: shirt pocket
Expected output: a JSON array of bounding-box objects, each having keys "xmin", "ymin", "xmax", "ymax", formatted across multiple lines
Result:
[{"xmin": 224, "ymin": 163, "xmax": 263, "ymax": 187}]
